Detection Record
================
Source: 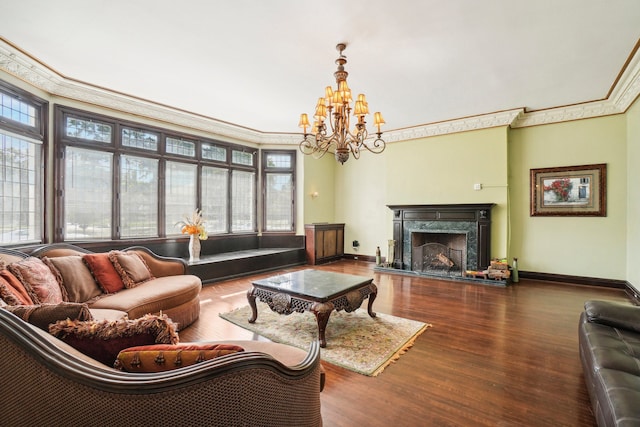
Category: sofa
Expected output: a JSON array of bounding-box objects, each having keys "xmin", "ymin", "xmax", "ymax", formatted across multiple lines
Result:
[
  {"xmin": 0, "ymin": 308, "xmax": 323, "ymax": 426},
  {"xmin": 579, "ymin": 299, "xmax": 640, "ymax": 426},
  {"xmin": 0, "ymin": 244, "xmax": 201, "ymax": 329}
]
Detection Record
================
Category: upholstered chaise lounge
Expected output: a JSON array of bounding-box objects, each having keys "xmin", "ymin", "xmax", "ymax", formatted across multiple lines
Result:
[{"xmin": 0, "ymin": 308, "xmax": 323, "ymax": 426}]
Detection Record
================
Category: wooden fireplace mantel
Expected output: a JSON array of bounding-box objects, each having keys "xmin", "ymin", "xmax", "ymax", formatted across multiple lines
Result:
[{"xmin": 387, "ymin": 204, "xmax": 495, "ymax": 270}]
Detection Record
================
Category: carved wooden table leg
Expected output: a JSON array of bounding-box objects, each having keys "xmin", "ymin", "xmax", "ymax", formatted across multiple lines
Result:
[
  {"xmin": 247, "ymin": 287, "xmax": 258, "ymax": 323},
  {"xmin": 311, "ymin": 301, "xmax": 334, "ymax": 348},
  {"xmin": 367, "ymin": 283, "xmax": 378, "ymax": 318}
]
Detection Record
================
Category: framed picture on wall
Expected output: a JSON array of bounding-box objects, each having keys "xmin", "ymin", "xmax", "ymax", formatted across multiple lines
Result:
[{"xmin": 530, "ymin": 163, "xmax": 607, "ymax": 217}]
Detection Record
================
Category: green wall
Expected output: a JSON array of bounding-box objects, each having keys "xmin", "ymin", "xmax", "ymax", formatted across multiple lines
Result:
[
  {"xmin": 300, "ymin": 153, "xmax": 336, "ymax": 229},
  {"xmin": 509, "ymin": 115, "xmax": 627, "ymax": 279},
  {"xmin": 330, "ymin": 127, "xmax": 511, "ymax": 261},
  {"xmin": 305, "ymin": 111, "xmax": 632, "ymax": 283}
]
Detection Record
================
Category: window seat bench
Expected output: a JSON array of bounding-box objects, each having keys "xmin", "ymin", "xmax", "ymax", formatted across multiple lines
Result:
[{"xmin": 187, "ymin": 247, "xmax": 306, "ymax": 284}]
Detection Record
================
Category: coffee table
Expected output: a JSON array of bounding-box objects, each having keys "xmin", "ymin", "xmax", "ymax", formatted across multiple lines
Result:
[{"xmin": 247, "ymin": 269, "xmax": 377, "ymax": 348}]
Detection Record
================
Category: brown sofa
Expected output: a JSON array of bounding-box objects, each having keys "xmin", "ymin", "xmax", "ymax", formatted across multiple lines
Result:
[
  {"xmin": 579, "ymin": 300, "xmax": 640, "ymax": 426},
  {"xmin": 0, "ymin": 308, "xmax": 323, "ymax": 426},
  {"xmin": 0, "ymin": 244, "xmax": 201, "ymax": 329}
]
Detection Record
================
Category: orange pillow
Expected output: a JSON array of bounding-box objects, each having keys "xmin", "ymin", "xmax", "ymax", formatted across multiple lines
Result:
[
  {"xmin": 83, "ymin": 253, "xmax": 125, "ymax": 293},
  {"xmin": 0, "ymin": 268, "xmax": 34, "ymax": 305},
  {"xmin": 114, "ymin": 343, "xmax": 244, "ymax": 372}
]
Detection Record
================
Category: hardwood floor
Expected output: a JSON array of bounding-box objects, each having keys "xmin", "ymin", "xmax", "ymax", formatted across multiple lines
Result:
[{"xmin": 179, "ymin": 260, "xmax": 629, "ymax": 427}]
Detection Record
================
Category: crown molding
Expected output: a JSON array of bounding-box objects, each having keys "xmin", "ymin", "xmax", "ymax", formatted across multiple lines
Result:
[
  {"xmin": 511, "ymin": 44, "xmax": 640, "ymax": 128},
  {"xmin": 1, "ymin": 38, "xmax": 638, "ymax": 145},
  {"xmin": 0, "ymin": 41, "xmax": 269, "ymax": 145},
  {"xmin": 384, "ymin": 109, "xmax": 525, "ymax": 142}
]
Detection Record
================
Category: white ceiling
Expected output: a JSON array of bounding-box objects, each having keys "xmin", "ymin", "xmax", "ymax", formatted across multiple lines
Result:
[{"xmin": 1, "ymin": 0, "xmax": 640, "ymax": 134}]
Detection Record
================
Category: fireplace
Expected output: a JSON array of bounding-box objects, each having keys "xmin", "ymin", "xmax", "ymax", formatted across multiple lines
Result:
[
  {"xmin": 387, "ymin": 204, "xmax": 494, "ymax": 277},
  {"xmin": 411, "ymin": 232, "xmax": 466, "ymax": 276}
]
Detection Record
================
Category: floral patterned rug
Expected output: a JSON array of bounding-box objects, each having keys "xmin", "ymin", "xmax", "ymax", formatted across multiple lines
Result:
[{"xmin": 219, "ymin": 305, "xmax": 431, "ymax": 376}]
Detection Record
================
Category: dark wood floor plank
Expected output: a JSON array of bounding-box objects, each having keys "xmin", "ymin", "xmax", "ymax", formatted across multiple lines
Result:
[{"xmin": 179, "ymin": 260, "xmax": 628, "ymax": 426}]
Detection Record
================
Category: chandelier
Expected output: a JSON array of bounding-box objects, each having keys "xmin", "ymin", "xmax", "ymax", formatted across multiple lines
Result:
[{"xmin": 298, "ymin": 43, "xmax": 386, "ymax": 164}]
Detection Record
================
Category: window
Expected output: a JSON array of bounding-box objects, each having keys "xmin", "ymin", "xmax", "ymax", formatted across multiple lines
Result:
[
  {"xmin": 165, "ymin": 161, "xmax": 197, "ymax": 235},
  {"xmin": 231, "ymin": 170, "xmax": 256, "ymax": 232},
  {"xmin": 166, "ymin": 136, "xmax": 196, "ymax": 157},
  {"xmin": 262, "ymin": 150, "xmax": 295, "ymax": 232},
  {"xmin": 202, "ymin": 166, "xmax": 228, "ymax": 233},
  {"xmin": 122, "ymin": 128, "xmax": 158, "ymax": 151},
  {"xmin": 1, "ymin": 92, "xmax": 36, "ymax": 127},
  {"xmin": 65, "ymin": 147, "xmax": 112, "ymax": 240},
  {"xmin": 202, "ymin": 143, "xmax": 227, "ymax": 162},
  {"xmin": 0, "ymin": 81, "xmax": 47, "ymax": 245},
  {"xmin": 120, "ymin": 155, "xmax": 158, "ymax": 238},
  {"xmin": 54, "ymin": 105, "xmax": 258, "ymax": 241},
  {"xmin": 65, "ymin": 116, "xmax": 112, "ymax": 143}
]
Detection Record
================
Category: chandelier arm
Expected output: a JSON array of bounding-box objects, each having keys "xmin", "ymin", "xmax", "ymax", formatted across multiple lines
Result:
[
  {"xmin": 348, "ymin": 140, "xmax": 361, "ymax": 160},
  {"xmin": 299, "ymin": 136, "xmax": 318, "ymax": 155},
  {"xmin": 359, "ymin": 135, "xmax": 387, "ymax": 154}
]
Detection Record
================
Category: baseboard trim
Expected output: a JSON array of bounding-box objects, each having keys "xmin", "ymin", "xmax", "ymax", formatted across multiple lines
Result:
[
  {"xmin": 519, "ymin": 271, "xmax": 626, "ymax": 289},
  {"xmin": 343, "ymin": 253, "xmax": 376, "ymax": 263}
]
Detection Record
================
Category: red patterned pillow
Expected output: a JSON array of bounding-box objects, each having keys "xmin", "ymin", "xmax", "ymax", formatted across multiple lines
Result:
[
  {"xmin": 114, "ymin": 343, "xmax": 244, "ymax": 372},
  {"xmin": 0, "ymin": 266, "xmax": 34, "ymax": 305},
  {"xmin": 108, "ymin": 251, "xmax": 154, "ymax": 289},
  {"xmin": 8, "ymin": 257, "xmax": 65, "ymax": 304},
  {"xmin": 48, "ymin": 313, "xmax": 179, "ymax": 366},
  {"xmin": 83, "ymin": 253, "xmax": 125, "ymax": 293}
]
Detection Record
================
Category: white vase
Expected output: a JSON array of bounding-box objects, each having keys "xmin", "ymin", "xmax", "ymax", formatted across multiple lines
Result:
[{"xmin": 188, "ymin": 234, "xmax": 201, "ymax": 262}]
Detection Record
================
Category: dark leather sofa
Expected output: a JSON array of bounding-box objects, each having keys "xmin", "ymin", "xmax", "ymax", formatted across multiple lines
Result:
[{"xmin": 579, "ymin": 300, "xmax": 640, "ymax": 426}]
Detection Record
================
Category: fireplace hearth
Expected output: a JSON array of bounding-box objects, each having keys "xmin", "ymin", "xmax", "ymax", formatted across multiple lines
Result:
[{"xmin": 387, "ymin": 204, "xmax": 495, "ymax": 278}]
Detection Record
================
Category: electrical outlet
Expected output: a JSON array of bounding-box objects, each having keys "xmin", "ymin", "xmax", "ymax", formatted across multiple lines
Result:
[{"xmin": 473, "ymin": 183, "xmax": 482, "ymax": 191}]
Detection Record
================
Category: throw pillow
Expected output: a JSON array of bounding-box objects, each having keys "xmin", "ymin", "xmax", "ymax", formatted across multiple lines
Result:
[
  {"xmin": 0, "ymin": 266, "xmax": 34, "ymax": 305},
  {"xmin": 114, "ymin": 343, "xmax": 245, "ymax": 372},
  {"xmin": 108, "ymin": 251, "xmax": 154, "ymax": 289},
  {"xmin": 42, "ymin": 256, "xmax": 102, "ymax": 302},
  {"xmin": 8, "ymin": 257, "xmax": 66, "ymax": 304},
  {"xmin": 48, "ymin": 313, "xmax": 179, "ymax": 366},
  {"xmin": 2, "ymin": 302, "xmax": 93, "ymax": 331},
  {"xmin": 82, "ymin": 253, "xmax": 125, "ymax": 293}
]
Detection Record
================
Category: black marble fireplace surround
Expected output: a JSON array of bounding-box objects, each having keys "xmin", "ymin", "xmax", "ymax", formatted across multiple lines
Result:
[{"xmin": 387, "ymin": 204, "xmax": 495, "ymax": 277}]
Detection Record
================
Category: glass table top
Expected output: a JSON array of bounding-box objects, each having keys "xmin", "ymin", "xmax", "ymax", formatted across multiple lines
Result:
[{"xmin": 251, "ymin": 269, "xmax": 373, "ymax": 300}]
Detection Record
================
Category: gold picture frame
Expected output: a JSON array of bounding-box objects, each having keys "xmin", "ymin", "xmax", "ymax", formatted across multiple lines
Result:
[{"xmin": 530, "ymin": 163, "xmax": 606, "ymax": 217}]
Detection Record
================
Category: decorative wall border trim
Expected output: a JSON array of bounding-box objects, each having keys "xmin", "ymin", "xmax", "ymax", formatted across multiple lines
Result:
[{"xmin": 1, "ymin": 38, "xmax": 639, "ymax": 146}]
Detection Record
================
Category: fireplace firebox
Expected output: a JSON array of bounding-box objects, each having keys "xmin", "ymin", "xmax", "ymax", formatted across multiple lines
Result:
[{"xmin": 387, "ymin": 204, "xmax": 494, "ymax": 277}]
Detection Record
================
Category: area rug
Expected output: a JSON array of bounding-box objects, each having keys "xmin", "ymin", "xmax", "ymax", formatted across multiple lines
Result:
[{"xmin": 219, "ymin": 305, "xmax": 431, "ymax": 376}]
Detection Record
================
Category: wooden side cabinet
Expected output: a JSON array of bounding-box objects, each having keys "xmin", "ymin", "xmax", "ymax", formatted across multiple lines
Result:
[{"xmin": 305, "ymin": 223, "xmax": 345, "ymax": 265}]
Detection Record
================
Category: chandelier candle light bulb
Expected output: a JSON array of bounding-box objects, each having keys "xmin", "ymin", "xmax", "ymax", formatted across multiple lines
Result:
[{"xmin": 298, "ymin": 43, "xmax": 386, "ymax": 164}]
